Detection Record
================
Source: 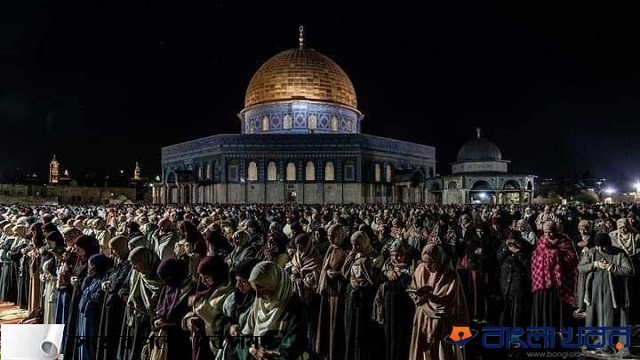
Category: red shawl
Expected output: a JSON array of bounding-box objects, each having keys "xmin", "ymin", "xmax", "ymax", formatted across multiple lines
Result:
[{"xmin": 530, "ymin": 234, "xmax": 577, "ymax": 304}]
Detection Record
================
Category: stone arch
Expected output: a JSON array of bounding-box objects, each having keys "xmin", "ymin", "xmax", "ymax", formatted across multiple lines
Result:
[
  {"xmin": 471, "ymin": 180, "xmax": 492, "ymax": 190},
  {"xmin": 448, "ymin": 181, "xmax": 457, "ymax": 190},
  {"xmin": 527, "ymin": 181, "xmax": 533, "ymax": 190},
  {"xmin": 431, "ymin": 182, "xmax": 441, "ymax": 191},
  {"xmin": 503, "ymin": 180, "xmax": 521, "ymax": 190},
  {"xmin": 165, "ymin": 170, "xmax": 178, "ymax": 185}
]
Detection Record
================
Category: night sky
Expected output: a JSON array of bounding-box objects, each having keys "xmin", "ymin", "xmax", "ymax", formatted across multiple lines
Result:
[{"xmin": 1, "ymin": 1, "xmax": 639, "ymax": 184}]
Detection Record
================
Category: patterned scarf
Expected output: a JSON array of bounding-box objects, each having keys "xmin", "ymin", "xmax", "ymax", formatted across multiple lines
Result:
[{"xmin": 530, "ymin": 234, "xmax": 577, "ymax": 304}]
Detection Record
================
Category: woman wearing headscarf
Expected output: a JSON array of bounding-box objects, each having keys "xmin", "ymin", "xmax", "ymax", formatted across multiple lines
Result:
[
  {"xmin": 96, "ymin": 235, "xmax": 132, "ymax": 360},
  {"xmin": 205, "ymin": 223, "xmax": 233, "ymax": 257},
  {"xmin": 573, "ymin": 220, "xmax": 595, "ymax": 315},
  {"xmin": 609, "ymin": 217, "xmax": 640, "ymax": 324},
  {"xmin": 217, "ymin": 257, "xmax": 259, "ymax": 360},
  {"xmin": 496, "ymin": 231, "xmax": 533, "ymax": 328},
  {"xmin": 530, "ymin": 221, "xmax": 578, "ymax": 328},
  {"xmin": 578, "ymin": 232, "xmax": 634, "ymax": 357},
  {"xmin": 315, "ymin": 224, "xmax": 349, "ymax": 360},
  {"xmin": 77, "ymin": 253, "xmax": 113, "ymax": 360},
  {"xmin": 257, "ymin": 231, "xmax": 289, "ymax": 267},
  {"xmin": 373, "ymin": 239, "xmax": 415, "ymax": 360},
  {"xmin": 463, "ymin": 222, "xmax": 499, "ymax": 324},
  {"xmin": 312, "ymin": 227, "xmax": 330, "ymax": 259},
  {"xmin": 225, "ymin": 230, "xmax": 258, "ymax": 269},
  {"xmin": 63, "ymin": 234, "xmax": 101, "ymax": 360},
  {"xmin": 14, "ymin": 224, "xmax": 31, "ymax": 309},
  {"xmin": 27, "ymin": 221, "xmax": 46, "ymax": 311},
  {"xmin": 237, "ymin": 261, "xmax": 307, "ymax": 360},
  {"xmin": 0, "ymin": 224, "xmax": 19, "ymax": 303},
  {"xmin": 145, "ymin": 258, "xmax": 195, "ymax": 360},
  {"xmin": 175, "ymin": 220, "xmax": 208, "ymax": 281},
  {"xmin": 42, "ymin": 231, "xmax": 66, "ymax": 324},
  {"xmin": 515, "ymin": 219, "xmax": 537, "ymax": 246},
  {"xmin": 285, "ymin": 233, "xmax": 323, "ymax": 352},
  {"xmin": 341, "ymin": 230, "xmax": 384, "ymax": 360},
  {"xmin": 408, "ymin": 244, "xmax": 468, "ymax": 360},
  {"xmin": 120, "ymin": 246, "xmax": 164, "ymax": 360},
  {"xmin": 182, "ymin": 256, "xmax": 232, "ymax": 360}
]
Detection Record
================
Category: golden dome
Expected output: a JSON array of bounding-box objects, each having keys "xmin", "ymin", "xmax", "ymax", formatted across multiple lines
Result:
[{"xmin": 244, "ymin": 48, "xmax": 357, "ymax": 109}]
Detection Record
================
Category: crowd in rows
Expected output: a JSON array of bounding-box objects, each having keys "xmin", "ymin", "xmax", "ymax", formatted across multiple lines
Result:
[{"xmin": 0, "ymin": 203, "xmax": 639, "ymax": 360}]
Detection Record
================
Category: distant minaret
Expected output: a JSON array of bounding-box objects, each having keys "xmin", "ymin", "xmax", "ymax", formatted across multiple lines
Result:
[
  {"xmin": 476, "ymin": 127, "xmax": 482, "ymax": 139},
  {"xmin": 134, "ymin": 162, "xmax": 141, "ymax": 180},
  {"xmin": 49, "ymin": 155, "xmax": 60, "ymax": 184}
]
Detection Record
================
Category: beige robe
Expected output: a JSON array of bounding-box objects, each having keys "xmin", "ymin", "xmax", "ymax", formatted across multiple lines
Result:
[{"xmin": 409, "ymin": 246, "xmax": 469, "ymax": 360}]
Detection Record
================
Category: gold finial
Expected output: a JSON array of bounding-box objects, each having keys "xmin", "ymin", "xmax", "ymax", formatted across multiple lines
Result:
[
  {"xmin": 476, "ymin": 127, "xmax": 482, "ymax": 139},
  {"xmin": 299, "ymin": 25, "xmax": 304, "ymax": 48}
]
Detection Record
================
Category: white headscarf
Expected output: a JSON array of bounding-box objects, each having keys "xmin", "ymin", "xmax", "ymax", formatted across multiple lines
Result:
[{"xmin": 242, "ymin": 261, "xmax": 293, "ymax": 336}]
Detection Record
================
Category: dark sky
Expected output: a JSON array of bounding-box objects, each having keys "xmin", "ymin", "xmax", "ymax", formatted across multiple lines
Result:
[{"xmin": 1, "ymin": 1, "xmax": 640, "ymax": 184}]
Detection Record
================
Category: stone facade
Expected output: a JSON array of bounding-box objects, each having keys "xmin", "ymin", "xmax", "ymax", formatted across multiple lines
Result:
[
  {"xmin": 0, "ymin": 183, "xmax": 136, "ymax": 205},
  {"xmin": 154, "ymin": 133, "xmax": 435, "ymax": 204}
]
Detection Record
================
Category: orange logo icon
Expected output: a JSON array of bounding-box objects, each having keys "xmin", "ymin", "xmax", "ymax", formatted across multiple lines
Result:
[{"xmin": 443, "ymin": 325, "xmax": 478, "ymax": 348}]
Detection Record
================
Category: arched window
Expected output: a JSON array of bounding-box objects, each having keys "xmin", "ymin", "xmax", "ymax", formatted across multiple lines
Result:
[
  {"xmin": 305, "ymin": 161, "xmax": 315, "ymax": 181},
  {"xmin": 324, "ymin": 162, "xmax": 335, "ymax": 181},
  {"xmin": 286, "ymin": 162, "xmax": 296, "ymax": 181},
  {"xmin": 197, "ymin": 165, "xmax": 203, "ymax": 179},
  {"xmin": 331, "ymin": 116, "xmax": 339, "ymax": 132},
  {"xmin": 267, "ymin": 162, "xmax": 277, "ymax": 181},
  {"xmin": 227, "ymin": 159, "xmax": 239, "ymax": 182},
  {"xmin": 247, "ymin": 162, "xmax": 258, "ymax": 181},
  {"xmin": 374, "ymin": 164, "xmax": 381, "ymax": 182},
  {"xmin": 206, "ymin": 163, "xmax": 212, "ymax": 179},
  {"xmin": 262, "ymin": 116, "xmax": 270, "ymax": 132},
  {"xmin": 344, "ymin": 159, "xmax": 355, "ymax": 181},
  {"xmin": 308, "ymin": 115, "xmax": 317, "ymax": 130},
  {"xmin": 283, "ymin": 114, "xmax": 292, "ymax": 130},
  {"xmin": 385, "ymin": 164, "xmax": 392, "ymax": 183}
]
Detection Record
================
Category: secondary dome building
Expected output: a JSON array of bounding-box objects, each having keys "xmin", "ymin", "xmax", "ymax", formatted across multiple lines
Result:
[
  {"xmin": 152, "ymin": 28, "xmax": 436, "ymax": 204},
  {"xmin": 426, "ymin": 128, "xmax": 536, "ymax": 205}
]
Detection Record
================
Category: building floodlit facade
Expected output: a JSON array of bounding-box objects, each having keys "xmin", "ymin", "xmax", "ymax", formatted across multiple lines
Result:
[
  {"xmin": 426, "ymin": 128, "xmax": 536, "ymax": 205},
  {"xmin": 153, "ymin": 28, "xmax": 436, "ymax": 204}
]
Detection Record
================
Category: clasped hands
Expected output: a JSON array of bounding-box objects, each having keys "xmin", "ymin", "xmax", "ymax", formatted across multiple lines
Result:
[
  {"xmin": 594, "ymin": 258, "xmax": 610, "ymax": 270},
  {"xmin": 249, "ymin": 344, "xmax": 280, "ymax": 359}
]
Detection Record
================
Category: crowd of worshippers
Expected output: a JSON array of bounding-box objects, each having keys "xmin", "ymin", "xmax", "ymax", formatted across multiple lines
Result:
[{"xmin": 0, "ymin": 203, "xmax": 639, "ymax": 360}]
